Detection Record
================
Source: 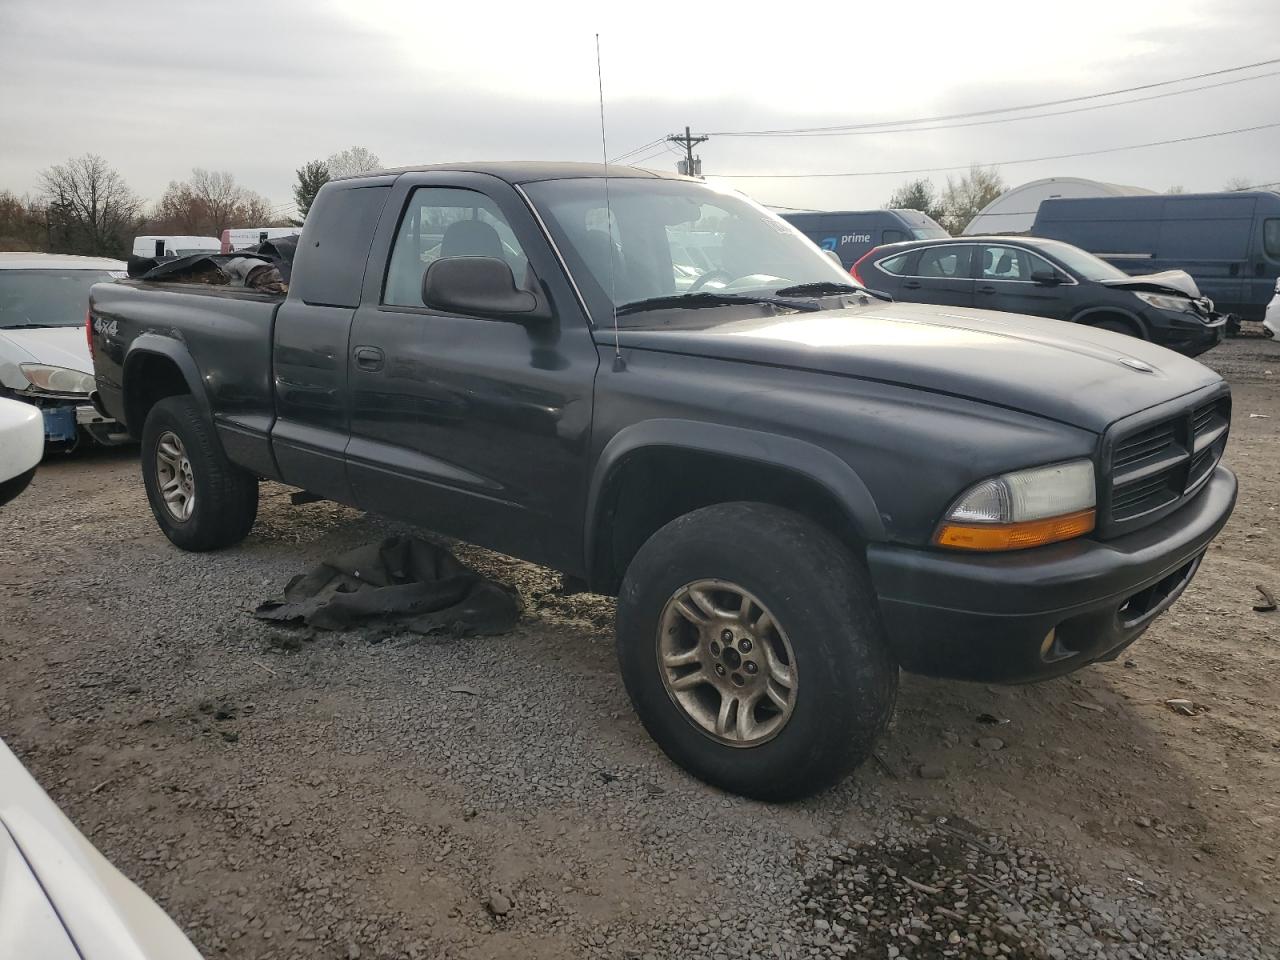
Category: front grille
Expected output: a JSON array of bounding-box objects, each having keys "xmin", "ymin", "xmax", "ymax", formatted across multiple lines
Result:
[{"xmin": 1106, "ymin": 395, "xmax": 1229, "ymax": 530}]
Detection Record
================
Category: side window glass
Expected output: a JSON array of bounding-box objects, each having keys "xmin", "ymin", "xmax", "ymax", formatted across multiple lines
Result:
[
  {"xmin": 384, "ymin": 187, "xmax": 528, "ymax": 307},
  {"xmin": 878, "ymin": 252, "xmax": 911, "ymax": 276},
  {"xmin": 982, "ymin": 245, "xmax": 1028, "ymax": 281},
  {"xmin": 882, "ymin": 229, "xmax": 908, "ymax": 244},
  {"xmin": 917, "ymin": 245, "xmax": 972, "ymax": 279},
  {"xmin": 1264, "ymin": 219, "xmax": 1280, "ymax": 260}
]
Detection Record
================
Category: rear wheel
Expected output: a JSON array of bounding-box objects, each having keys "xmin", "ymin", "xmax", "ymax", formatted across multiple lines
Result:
[
  {"xmin": 616, "ymin": 502, "xmax": 897, "ymax": 800},
  {"xmin": 141, "ymin": 396, "xmax": 258, "ymax": 551}
]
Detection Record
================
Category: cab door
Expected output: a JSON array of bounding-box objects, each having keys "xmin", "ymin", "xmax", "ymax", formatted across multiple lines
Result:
[{"xmin": 344, "ymin": 173, "xmax": 600, "ymax": 573}]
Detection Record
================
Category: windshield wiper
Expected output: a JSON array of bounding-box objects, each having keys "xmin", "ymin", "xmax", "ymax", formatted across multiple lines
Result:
[
  {"xmin": 773, "ymin": 281, "xmax": 892, "ymax": 302},
  {"xmin": 615, "ymin": 292, "xmax": 822, "ymax": 317}
]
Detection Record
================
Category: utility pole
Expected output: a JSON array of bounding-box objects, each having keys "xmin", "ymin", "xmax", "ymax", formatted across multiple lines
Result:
[{"xmin": 667, "ymin": 126, "xmax": 708, "ymax": 177}]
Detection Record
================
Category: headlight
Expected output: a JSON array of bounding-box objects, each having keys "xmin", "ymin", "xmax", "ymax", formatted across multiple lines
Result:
[
  {"xmin": 1133, "ymin": 291, "xmax": 1193, "ymax": 313},
  {"xmin": 935, "ymin": 459, "xmax": 1096, "ymax": 551},
  {"xmin": 19, "ymin": 363, "xmax": 95, "ymax": 396}
]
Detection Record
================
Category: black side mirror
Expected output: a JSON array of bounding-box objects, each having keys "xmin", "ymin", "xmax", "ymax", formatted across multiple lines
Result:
[
  {"xmin": 421, "ymin": 257, "xmax": 551, "ymax": 322},
  {"xmin": 1030, "ymin": 269, "xmax": 1063, "ymax": 286}
]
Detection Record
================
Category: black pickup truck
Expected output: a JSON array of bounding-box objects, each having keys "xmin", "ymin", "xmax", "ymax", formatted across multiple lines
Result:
[{"xmin": 89, "ymin": 163, "xmax": 1237, "ymax": 799}]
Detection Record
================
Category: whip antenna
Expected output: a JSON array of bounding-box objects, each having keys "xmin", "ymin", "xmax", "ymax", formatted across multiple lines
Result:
[{"xmin": 595, "ymin": 33, "xmax": 624, "ymax": 370}]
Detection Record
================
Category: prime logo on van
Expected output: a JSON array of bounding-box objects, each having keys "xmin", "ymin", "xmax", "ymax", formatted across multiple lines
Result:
[{"xmin": 821, "ymin": 234, "xmax": 873, "ymax": 251}]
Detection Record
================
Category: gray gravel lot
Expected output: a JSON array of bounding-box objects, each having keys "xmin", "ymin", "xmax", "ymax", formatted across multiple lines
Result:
[{"xmin": 1, "ymin": 337, "xmax": 1278, "ymax": 960}]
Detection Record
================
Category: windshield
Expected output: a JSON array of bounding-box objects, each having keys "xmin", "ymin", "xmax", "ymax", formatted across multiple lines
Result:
[
  {"xmin": 912, "ymin": 226, "xmax": 949, "ymax": 240},
  {"xmin": 523, "ymin": 178, "xmax": 854, "ymax": 324},
  {"xmin": 1033, "ymin": 240, "xmax": 1127, "ymax": 282},
  {"xmin": 0, "ymin": 269, "xmax": 117, "ymax": 329}
]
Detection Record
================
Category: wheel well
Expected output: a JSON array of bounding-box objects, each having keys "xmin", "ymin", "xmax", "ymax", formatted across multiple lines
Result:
[
  {"xmin": 1081, "ymin": 311, "xmax": 1146, "ymax": 338},
  {"xmin": 589, "ymin": 447, "xmax": 865, "ymax": 595},
  {"xmin": 123, "ymin": 353, "xmax": 191, "ymax": 437}
]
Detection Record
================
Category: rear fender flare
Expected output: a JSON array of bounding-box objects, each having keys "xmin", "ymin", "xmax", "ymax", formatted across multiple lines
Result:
[
  {"xmin": 122, "ymin": 335, "xmax": 212, "ymax": 429},
  {"xmin": 584, "ymin": 418, "xmax": 885, "ymax": 569}
]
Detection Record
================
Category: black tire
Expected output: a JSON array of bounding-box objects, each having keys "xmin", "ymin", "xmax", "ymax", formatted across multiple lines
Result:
[
  {"xmin": 1090, "ymin": 316, "xmax": 1141, "ymax": 338},
  {"xmin": 140, "ymin": 396, "xmax": 258, "ymax": 551},
  {"xmin": 616, "ymin": 502, "xmax": 897, "ymax": 800}
]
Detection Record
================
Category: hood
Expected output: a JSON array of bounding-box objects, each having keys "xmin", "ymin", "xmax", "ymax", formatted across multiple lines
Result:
[
  {"xmin": 613, "ymin": 301, "xmax": 1222, "ymax": 433},
  {"xmin": 0, "ymin": 326, "xmax": 93, "ymax": 373},
  {"xmin": 1099, "ymin": 269, "xmax": 1201, "ymax": 299},
  {"xmin": 0, "ymin": 740, "xmax": 204, "ymax": 959}
]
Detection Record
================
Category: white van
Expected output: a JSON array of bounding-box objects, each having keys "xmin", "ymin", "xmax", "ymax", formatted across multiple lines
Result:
[
  {"xmin": 219, "ymin": 227, "xmax": 300, "ymax": 253},
  {"xmin": 132, "ymin": 235, "xmax": 221, "ymax": 258}
]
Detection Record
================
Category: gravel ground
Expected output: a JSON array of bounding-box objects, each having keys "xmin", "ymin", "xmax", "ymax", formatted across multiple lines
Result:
[{"xmin": 1, "ymin": 336, "xmax": 1278, "ymax": 960}]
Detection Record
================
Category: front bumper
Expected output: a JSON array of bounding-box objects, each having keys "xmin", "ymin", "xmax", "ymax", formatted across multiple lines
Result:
[
  {"xmin": 867, "ymin": 465, "xmax": 1237, "ymax": 683},
  {"xmin": 1144, "ymin": 307, "xmax": 1225, "ymax": 356},
  {"xmin": 26, "ymin": 397, "xmax": 129, "ymax": 446}
]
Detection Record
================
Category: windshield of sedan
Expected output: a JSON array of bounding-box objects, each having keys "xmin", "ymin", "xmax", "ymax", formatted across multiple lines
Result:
[
  {"xmin": 523, "ymin": 178, "xmax": 854, "ymax": 324},
  {"xmin": 1033, "ymin": 240, "xmax": 1128, "ymax": 282},
  {"xmin": 0, "ymin": 269, "xmax": 117, "ymax": 328}
]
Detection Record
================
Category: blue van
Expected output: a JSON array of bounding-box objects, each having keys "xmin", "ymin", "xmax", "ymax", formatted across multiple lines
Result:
[
  {"xmin": 1029, "ymin": 191, "xmax": 1280, "ymax": 324},
  {"xmin": 781, "ymin": 209, "xmax": 949, "ymax": 270}
]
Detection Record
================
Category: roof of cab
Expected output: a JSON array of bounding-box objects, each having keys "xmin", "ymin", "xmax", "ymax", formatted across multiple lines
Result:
[
  {"xmin": 0, "ymin": 252, "xmax": 126, "ymax": 271},
  {"xmin": 334, "ymin": 161, "xmax": 691, "ymax": 185}
]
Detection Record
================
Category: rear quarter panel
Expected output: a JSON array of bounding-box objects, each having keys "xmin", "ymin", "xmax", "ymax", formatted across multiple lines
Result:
[{"xmin": 89, "ymin": 280, "xmax": 280, "ymax": 436}]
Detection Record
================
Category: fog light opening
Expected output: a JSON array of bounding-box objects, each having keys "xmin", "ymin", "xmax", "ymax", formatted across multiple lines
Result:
[{"xmin": 1039, "ymin": 627, "xmax": 1079, "ymax": 665}]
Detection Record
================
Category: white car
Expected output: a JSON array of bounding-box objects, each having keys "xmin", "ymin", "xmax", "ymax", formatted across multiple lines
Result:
[
  {"xmin": 0, "ymin": 739, "xmax": 203, "ymax": 958},
  {"xmin": 0, "ymin": 396, "xmax": 42, "ymax": 506},
  {"xmin": 0, "ymin": 253, "xmax": 131, "ymax": 451},
  {"xmin": 1265, "ymin": 278, "xmax": 1280, "ymax": 338}
]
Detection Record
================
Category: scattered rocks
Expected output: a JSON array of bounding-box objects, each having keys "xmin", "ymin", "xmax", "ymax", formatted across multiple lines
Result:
[
  {"xmin": 916, "ymin": 762, "xmax": 947, "ymax": 780},
  {"xmin": 977, "ymin": 737, "xmax": 1006, "ymax": 751},
  {"xmin": 486, "ymin": 888, "xmax": 512, "ymax": 917}
]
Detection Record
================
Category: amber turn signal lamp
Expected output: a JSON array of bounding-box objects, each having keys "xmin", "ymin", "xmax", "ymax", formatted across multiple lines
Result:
[{"xmin": 934, "ymin": 509, "xmax": 1096, "ymax": 552}]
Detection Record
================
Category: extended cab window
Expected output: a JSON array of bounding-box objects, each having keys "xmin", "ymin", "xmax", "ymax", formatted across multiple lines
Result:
[
  {"xmin": 882, "ymin": 229, "xmax": 907, "ymax": 244},
  {"xmin": 384, "ymin": 187, "xmax": 528, "ymax": 307},
  {"xmin": 918, "ymin": 245, "xmax": 972, "ymax": 278}
]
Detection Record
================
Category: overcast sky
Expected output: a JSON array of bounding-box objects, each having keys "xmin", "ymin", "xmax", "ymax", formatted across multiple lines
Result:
[{"xmin": 2, "ymin": 0, "xmax": 1277, "ymax": 218}]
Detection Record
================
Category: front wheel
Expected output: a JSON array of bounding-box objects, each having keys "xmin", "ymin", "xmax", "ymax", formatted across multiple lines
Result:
[
  {"xmin": 141, "ymin": 396, "xmax": 258, "ymax": 551},
  {"xmin": 616, "ymin": 502, "xmax": 897, "ymax": 800}
]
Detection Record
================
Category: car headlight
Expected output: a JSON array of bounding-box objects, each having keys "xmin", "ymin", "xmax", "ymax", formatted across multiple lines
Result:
[
  {"xmin": 1133, "ymin": 291, "xmax": 1193, "ymax": 313},
  {"xmin": 934, "ymin": 459, "xmax": 1096, "ymax": 551},
  {"xmin": 19, "ymin": 363, "xmax": 95, "ymax": 396}
]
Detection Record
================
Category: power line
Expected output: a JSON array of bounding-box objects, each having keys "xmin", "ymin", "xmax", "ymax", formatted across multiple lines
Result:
[
  {"xmin": 712, "ymin": 121, "xmax": 1280, "ymax": 179},
  {"xmin": 706, "ymin": 56, "xmax": 1280, "ymax": 137},
  {"xmin": 610, "ymin": 137, "xmax": 667, "ymax": 163},
  {"xmin": 721, "ymin": 70, "xmax": 1280, "ymax": 139}
]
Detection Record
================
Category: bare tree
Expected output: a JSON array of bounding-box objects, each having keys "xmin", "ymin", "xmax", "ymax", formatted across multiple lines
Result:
[
  {"xmin": 39, "ymin": 154, "xmax": 142, "ymax": 256},
  {"xmin": 0, "ymin": 191, "xmax": 49, "ymax": 252},
  {"xmin": 325, "ymin": 146, "xmax": 382, "ymax": 180},
  {"xmin": 885, "ymin": 178, "xmax": 946, "ymax": 227},
  {"xmin": 939, "ymin": 165, "xmax": 1005, "ymax": 235},
  {"xmin": 146, "ymin": 170, "xmax": 277, "ymax": 236},
  {"xmin": 1166, "ymin": 185, "xmax": 1186, "ymax": 194},
  {"xmin": 1223, "ymin": 176, "xmax": 1252, "ymax": 192}
]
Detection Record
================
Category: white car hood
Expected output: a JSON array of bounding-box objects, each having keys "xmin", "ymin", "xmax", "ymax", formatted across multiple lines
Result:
[
  {"xmin": 0, "ymin": 398, "xmax": 43, "ymax": 486},
  {"xmin": 0, "ymin": 326, "xmax": 93, "ymax": 373},
  {"xmin": 0, "ymin": 740, "xmax": 203, "ymax": 960}
]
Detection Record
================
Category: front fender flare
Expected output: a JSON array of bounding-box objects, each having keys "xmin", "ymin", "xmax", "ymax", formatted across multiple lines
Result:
[
  {"xmin": 585, "ymin": 418, "xmax": 886, "ymax": 573},
  {"xmin": 1073, "ymin": 306, "xmax": 1149, "ymax": 338}
]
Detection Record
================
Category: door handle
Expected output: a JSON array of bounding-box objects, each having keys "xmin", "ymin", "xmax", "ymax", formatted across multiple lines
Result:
[
  {"xmin": 978, "ymin": 285, "xmax": 996, "ymax": 295},
  {"xmin": 1229, "ymin": 263, "xmax": 1239, "ymax": 277},
  {"xmin": 902, "ymin": 280, "xmax": 921, "ymax": 290},
  {"xmin": 354, "ymin": 345, "xmax": 384, "ymax": 371}
]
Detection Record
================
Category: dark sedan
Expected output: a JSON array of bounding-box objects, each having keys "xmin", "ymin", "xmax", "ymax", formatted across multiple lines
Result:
[{"xmin": 852, "ymin": 235, "xmax": 1226, "ymax": 356}]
